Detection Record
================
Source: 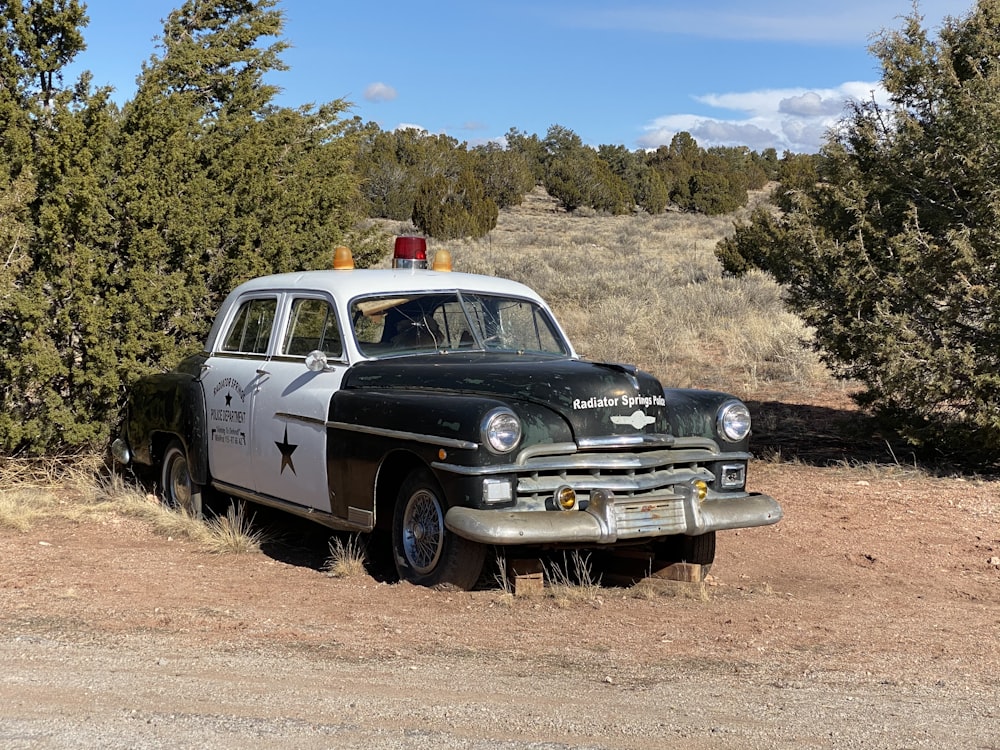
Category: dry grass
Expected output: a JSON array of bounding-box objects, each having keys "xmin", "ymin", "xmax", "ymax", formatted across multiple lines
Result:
[
  {"xmin": 0, "ymin": 455, "xmax": 125, "ymax": 529},
  {"xmin": 323, "ymin": 534, "xmax": 368, "ymax": 578},
  {"xmin": 543, "ymin": 550, "xmax": 604, "ymax": 606},
  {"xmin": 0, "ymin": 489, "xmax": 45, "ymax": 531},
  {"xmin": 203, "ymin": 502, "xmax": 266, "ymax": 554},
  {"xmin": 0, "ymin": 455, "xmax": 264, "ymax": 553},
  {"xmin": 629, "ymin": 577, "xmax": 711, "ymax": 602}
]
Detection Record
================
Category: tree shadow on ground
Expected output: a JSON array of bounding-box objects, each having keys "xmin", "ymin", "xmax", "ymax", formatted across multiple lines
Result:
[{"xmin": 745, "ymin": 399, "xmax": 920, "ymax": 468}]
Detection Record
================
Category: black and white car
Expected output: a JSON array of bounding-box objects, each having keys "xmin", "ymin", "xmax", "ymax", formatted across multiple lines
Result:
[{"xmin": 111, "ymin": 237, "xmax": 782, "ymax": 589}]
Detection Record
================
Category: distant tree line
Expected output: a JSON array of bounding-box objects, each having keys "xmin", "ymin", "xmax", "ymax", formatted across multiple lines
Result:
[
  {"xmin": 358, "ymin": 122, "xmax": 795, "ymax": 237},
  {"xmin": 0, "ymin": 0, "xmax": 820, "ymax": 456}
]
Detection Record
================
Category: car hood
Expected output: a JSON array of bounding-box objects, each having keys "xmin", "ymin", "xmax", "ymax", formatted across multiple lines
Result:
[{"xmin": 343, "ymin": 354, "xmax": 673, "ymax": 438}]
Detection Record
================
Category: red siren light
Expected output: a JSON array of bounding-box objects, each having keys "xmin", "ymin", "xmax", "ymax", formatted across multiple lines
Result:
[{"xmin": 393, "ymin": 236, "xmax": 428, "ymax": 269}]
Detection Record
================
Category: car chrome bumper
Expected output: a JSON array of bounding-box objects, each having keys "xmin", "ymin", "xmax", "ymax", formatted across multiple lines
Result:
[{"xmin": 445, "ymin": 489, "xmax": 783, "ymax": 545}]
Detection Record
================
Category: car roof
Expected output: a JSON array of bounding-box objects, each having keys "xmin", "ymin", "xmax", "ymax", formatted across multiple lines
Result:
[
  {"xmin": 229, "ymin": 268, "xmax": 546, "ymax": 303},
  {"xmin": 205, "ymin": 266, "xmax": 572, "ymax": 359}
]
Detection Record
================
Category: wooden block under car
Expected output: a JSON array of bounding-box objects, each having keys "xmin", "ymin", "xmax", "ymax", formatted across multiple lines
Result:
[
  {"xmin": 506, "ymin": 558, "xmax": 544, "ymax": 596},
  {"xmin": 649, "ymin": 561, "xmax": 707, "ymax": 582}
]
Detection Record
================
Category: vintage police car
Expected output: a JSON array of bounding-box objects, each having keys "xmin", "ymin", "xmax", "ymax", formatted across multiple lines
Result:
[{"xmin": 111, "ymin": 237, "xmax": 781, "ymax": 589}]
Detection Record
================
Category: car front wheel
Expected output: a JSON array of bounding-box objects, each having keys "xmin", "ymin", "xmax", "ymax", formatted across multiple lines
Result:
[
  {"xmin": 160, "ymin": 439, "xmax": 203, "ymax": 518},
  {"xmin": 392, "ymin": 468, "xmax": 485, "ymax": 590}
]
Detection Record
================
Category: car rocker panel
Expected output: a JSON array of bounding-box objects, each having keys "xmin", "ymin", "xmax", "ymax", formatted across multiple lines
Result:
[{"xmin": 112, "ymin": 236, "xmax": 782, "ymax": 589}]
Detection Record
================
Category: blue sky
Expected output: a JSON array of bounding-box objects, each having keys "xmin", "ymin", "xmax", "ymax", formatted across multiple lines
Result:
[{"xmin": 63, "ymin": 0, "xmax": 968, "ymax": 154}]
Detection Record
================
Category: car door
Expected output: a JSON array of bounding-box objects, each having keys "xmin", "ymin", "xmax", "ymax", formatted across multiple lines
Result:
[
  {"xmin": 204, "ymin": 294, "xmax": 278, "ymax": 492},
  {"xmin": 250, "ymin": 294, "xmax": 347, "ymax": 513}
]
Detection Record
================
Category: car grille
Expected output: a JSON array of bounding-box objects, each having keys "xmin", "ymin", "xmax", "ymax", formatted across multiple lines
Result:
[{"xmin": 512, "ymin": 438, "xmax": 722, "ymax": 539}]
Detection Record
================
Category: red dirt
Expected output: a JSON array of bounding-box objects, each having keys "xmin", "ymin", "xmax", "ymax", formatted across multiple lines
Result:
[{"xmin": 1, "ymin": 394, "xmax": 998, "ymax": 748}]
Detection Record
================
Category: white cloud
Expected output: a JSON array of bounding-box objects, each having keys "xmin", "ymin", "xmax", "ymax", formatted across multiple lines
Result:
[
  {"xmin": 364, "ymin": 82, "xmax": 397, "ymax": 103},
  {"xmin": 637, "ymin": 81, "xmax": 886, "ymax": 153},
  {"xmin": 779, "ymin": 91, "xmax": 846, "ymax": 117}
]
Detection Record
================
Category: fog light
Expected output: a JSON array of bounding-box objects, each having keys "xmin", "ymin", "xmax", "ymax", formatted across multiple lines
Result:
[
  {"xmin": 554, "ymin": 485, "xmax": 576, "ymax": 510},
  {"xmin": 693, "ymin": 480, "xmax": 708, "ymax": 502}
]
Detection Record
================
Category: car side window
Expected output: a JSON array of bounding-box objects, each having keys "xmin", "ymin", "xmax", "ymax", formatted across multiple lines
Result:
[
  {"xmin": 283, "ymin": 297, "xmax": 342, "ymax": 358},
  {"xmin": 221, "ymin": 297, "xmax": 277, "ymax": 354}
]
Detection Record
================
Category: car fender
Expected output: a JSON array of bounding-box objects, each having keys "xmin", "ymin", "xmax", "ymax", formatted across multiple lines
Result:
[
  {"xmin": 326, "ymin": 388, "xmax": 572, "ymax": 519},
  {"xmin": 121, "ymin": 365, "xmax": 210, "ymax": 486}
]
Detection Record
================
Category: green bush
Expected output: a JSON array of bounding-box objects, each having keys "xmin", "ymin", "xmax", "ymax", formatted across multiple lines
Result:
[
  {"xmin": 716, "ymin": 0, "xmax": 1000, "ymax": 461},
  {"xmin": 411, "ymin": 170, "xmax": 498, "ymax": 239},
  {"xmin": 0, "ymin": 0, "xmax": 375, "ymax": 455}
]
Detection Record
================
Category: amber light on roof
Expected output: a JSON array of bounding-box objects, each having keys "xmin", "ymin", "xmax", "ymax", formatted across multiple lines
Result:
[
  {"xmin": 333, "ymin": 246, "xmax": 354, "ymax": 270},
  {"xmin": 432, "ymin": 249, "xmax": 452, "ymax": 272}
]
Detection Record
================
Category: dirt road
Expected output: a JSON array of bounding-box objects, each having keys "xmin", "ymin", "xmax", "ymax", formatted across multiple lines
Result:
[{"xmin": 1, "ymin": 462, "xmax": 998, "ymax": 749}]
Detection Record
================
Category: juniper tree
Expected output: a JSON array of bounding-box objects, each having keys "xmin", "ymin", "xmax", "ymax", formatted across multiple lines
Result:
[
  {"xmin": 112, "ymin": 0, "xmax": 374, "ymax": 392},
  {"xmin": 541, "ymin": 125, "xmax": 631, "ymax": 215},
  {"xmin": 470, "ymin": 141, "xmax": 534, "ymax": 210},
  {"xmin": 0, "ymin": 0, "xmax": 375, "ymax": 454},
  {"xmin": 0, "ymin": 1, "xmax": 124, "ymax": 451},
  {"xmin": 411, "ymin": 169, "xmax": 498, "ymax": 239},
  {"xmin": 716, "ymin": 0, "xmax": 1000, "ymax": 459}
]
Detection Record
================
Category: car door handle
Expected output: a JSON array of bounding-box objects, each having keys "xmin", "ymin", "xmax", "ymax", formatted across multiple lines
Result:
[{"xmin": 256, "ymin": 367, "xmax": 270, "ymax": 376}]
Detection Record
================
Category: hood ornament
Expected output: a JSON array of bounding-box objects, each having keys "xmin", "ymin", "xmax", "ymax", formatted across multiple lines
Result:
[{"xmin": 611, "ymin": 410, "xmax": 656, "ymax": 430}]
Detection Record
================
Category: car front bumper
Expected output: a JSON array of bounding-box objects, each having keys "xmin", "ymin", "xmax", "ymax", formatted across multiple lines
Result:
[{"xmin": 445, "ymin": 489, "xmax": 782, "ymax": 545}]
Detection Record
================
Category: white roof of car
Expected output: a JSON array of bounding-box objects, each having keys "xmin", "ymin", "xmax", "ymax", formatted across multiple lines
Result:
[
  {"xmin": 205, "ymin": 266, "xmax": 571, "ymax": 359},
  {"xmin": 229, "ymin": 267, "xmax": 546, "ymax": 303}
]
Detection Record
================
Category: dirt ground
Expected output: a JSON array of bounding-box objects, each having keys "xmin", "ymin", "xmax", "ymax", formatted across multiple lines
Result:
[{"xmin": 1, "ymin": 396, "xmax": 999, "ymax": 749}]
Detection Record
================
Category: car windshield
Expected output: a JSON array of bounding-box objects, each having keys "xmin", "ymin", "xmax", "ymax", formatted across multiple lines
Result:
[{"xmin": 350, "ymin": 292, "xmax": 569, "ymax": 357}]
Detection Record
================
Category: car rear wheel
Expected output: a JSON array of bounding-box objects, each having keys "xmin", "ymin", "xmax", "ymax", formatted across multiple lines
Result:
[
  {"xmin": 392, "ymin": 468, "xmax": 485, "ymax": 590},
  {"xmin": 160, "ymin": 439, "xmax": 203, "ymax": 518}
]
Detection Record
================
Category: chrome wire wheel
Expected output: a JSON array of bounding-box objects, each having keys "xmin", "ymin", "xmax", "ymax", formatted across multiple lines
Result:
[
  {"xmin": 400, "ymin": 487, "xmax": 445, "ymax": 574},
  {"xmin": 392, "ymin": 468, "xmax": 486, "ymax": 590}
]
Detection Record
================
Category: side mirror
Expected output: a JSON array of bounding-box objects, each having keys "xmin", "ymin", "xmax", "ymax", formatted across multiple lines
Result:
[{"xmin": 304, "ymin": 350, "xmax": 329, "ymax": 372}]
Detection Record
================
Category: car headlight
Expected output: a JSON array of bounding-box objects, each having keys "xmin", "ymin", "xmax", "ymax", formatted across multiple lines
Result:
[
  {"xmin": 717, "ymin": 400, "xmax": 751, "ymax": 442},
  {"xmin": 481, "ymin": 408, "xmax": 521, "ymax": 453}
]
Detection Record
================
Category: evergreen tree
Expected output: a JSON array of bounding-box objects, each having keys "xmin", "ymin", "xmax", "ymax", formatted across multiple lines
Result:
[
  {"xmin": 716, "ymin": 0, "xmax": 1000, "ymax": 460},
  {"xmin": 503, "ymin": 127, "xmax": 545, "ymax": 183},
  {"xmin": 634, "ymin": 165, "xmax": 668, "ymax": 214},
  {"xmin": 411, "ymin": 169, "xmax": 498, "ymax": 239},
  {"xmin": 541, "ymin": 125, "xmax": 630, "ymax": 214},
  {"xmin": 0, "ymin": 1, "xmax": 122, "ymax": 451},
  {"xmin": 470, "ymin": 141, "xmax": 533, "ymax": 209},
  {"xmin": 2, "ymin": 0, "xmax": 86, "ymax": 105},
  {"xmin": 0, "ymin": 0, "xmax": 376, "ymax": 454},
  {"xmin": 647, "ymin": 135, "xmax": 696, "ymax": 208},
  {"xmin": 599, "ymin": 143, "xmax": 665, "ymax": 212},
  {"xmin": 112, "ymin": 0, "xmax": 372, "ymax": 378},
  {"xmin": 357, "ymin": 126, "xmax": 420, "ymax": 220}
]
